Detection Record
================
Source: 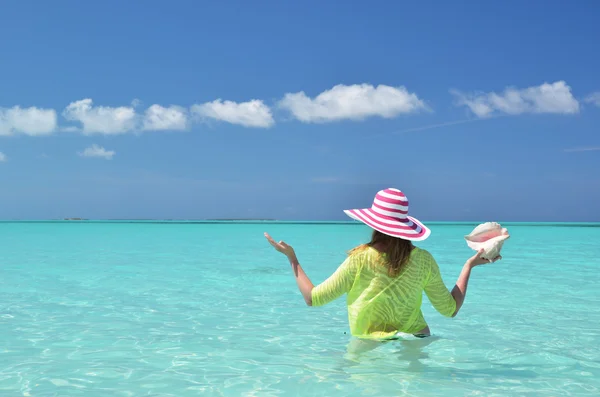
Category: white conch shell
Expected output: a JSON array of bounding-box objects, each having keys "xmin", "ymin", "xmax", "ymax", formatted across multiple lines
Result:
[{"xmin": 464, "ymin": 222, "xmax": 509, "ymax": 260}]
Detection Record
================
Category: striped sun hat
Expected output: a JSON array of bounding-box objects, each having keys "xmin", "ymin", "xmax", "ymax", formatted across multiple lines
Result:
[{"xmin": 343, "ymin": 188, "xmax": 431, "ymax": 241}]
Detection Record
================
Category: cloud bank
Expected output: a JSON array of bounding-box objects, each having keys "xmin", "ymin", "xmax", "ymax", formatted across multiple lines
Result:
[{"xmin": 1, "ymin": 80, "xmax": 597, "ymax": 138}]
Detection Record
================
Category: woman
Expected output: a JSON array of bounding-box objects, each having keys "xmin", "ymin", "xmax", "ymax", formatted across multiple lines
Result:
[{"xmin": 264, "ymin": 188, "xmax": 501, "ymax": 340}]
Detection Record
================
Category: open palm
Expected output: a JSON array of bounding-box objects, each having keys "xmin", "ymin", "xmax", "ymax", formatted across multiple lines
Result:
[{"xmin": 264, "ymin": 232, "xmax": 296, "ymax": 258}]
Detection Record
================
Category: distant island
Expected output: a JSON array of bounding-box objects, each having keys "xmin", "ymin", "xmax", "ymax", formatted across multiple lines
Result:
[
  {"xmin": 206, "ymin": 218, "xmax": 277, "ymax": 221},
  {"xmin": 59, "ymin": 218, "xmax": 276, "ymax": 221}
]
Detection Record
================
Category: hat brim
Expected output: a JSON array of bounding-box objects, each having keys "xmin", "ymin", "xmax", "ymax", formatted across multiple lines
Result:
[{"xmin": 343, "ymin": 208, "xmax": 431, "ymax": 241}]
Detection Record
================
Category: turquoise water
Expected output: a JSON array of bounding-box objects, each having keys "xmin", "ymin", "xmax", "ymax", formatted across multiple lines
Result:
[{"xmin": 1, "ymin": 222, "xmax": 599, "ymax": 396}]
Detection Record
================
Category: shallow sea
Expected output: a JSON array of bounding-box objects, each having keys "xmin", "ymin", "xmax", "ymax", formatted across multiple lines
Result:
[{"xmin": 1, "ymin": 221, "xmax": 599, "ymax": 396}]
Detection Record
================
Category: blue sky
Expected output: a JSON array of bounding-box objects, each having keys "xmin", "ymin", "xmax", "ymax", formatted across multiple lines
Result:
[{"xmin": 0, "ymin": 0, "xmax": 599, "ymax": 221}]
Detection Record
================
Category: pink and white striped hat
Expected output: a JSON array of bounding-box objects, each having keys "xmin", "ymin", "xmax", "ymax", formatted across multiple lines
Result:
[{"xmin": 343, "ymin": 188, "xmax": 431, "ymax": 241}]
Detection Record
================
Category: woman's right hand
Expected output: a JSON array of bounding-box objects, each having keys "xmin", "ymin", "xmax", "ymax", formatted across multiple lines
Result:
[{"xmin": 468, "ymin": 249, "xmax": 502, "ymax": 267}]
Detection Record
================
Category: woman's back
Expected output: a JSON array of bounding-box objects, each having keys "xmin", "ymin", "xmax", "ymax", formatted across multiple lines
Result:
[{"xmin": 311, "ymin": 245, "xmax": 457, "ymax": 339}]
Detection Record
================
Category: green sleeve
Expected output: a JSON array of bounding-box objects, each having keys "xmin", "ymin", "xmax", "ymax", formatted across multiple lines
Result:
[
  {"xmin": 423, "ymin": 252, "xmax": 457, "ymax": 317},
  {"xmin": 311, "ymin": 255, "xmax": 357, "ymax": 307}
]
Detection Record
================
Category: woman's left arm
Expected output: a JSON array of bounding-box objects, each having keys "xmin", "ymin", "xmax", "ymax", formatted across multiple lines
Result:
[
  {"xmin": 265, "ymin": 233, "xmax": 315, "ymax": 305},
  {"xmin": 265, "ymin": 233, "xmax": 355, "ymax": 307},
  {"xmin": 287, "ymin": 254, "xmax": 315, "ymax": 306}
]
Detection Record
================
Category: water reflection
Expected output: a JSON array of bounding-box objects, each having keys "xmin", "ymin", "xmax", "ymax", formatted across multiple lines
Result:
[
  {"xmin": 336, "ymin": 333, "xmax": 539, "ymax": 381},
  {"xmin": 344, "ymin": 333, "xmax": 439, "ymax": 372}
]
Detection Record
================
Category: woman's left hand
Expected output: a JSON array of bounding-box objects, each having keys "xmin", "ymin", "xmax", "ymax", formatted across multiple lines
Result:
[{"xmin": 264, "ymin": 232, "xmax": 296, "ymax": 259}]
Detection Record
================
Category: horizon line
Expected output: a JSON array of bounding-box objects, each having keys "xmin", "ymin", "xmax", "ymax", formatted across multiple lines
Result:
[{"xmin": 0, "ymin": 219, "xmax": 599, "ymax": 226}]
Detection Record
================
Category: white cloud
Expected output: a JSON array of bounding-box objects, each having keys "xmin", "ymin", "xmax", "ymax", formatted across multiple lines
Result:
[
  {"xmin": 584, "ymin": 92, "xmax": 600, "ymax": 107},
  {"xmin": 0, "ymin": 106, "xmax": 57, "ymax": 136},
  {"xmin": 78, "ymin": 144, "xmax": 116, "ymax": 160},
  {"xmin": 278, "ymin": 83, "xmax": 427, "ymax": 123},
  {"xmin": 0, "ymin": 152, "xmax": 6, "ymax": 162},
  {"xmin": 451, "ymin": 80, "xmax": 580, "ymax": 118},
  {"xmin": 63, "ymin": 99, "xmax": 138, "ymax": 135},
  {"xmin": 191, "ymin": 99, "xmax": 274, "ymax": 128},
  {"xmin": 143, "ymin": 104, "xmax": 188, "ymax": 131}
]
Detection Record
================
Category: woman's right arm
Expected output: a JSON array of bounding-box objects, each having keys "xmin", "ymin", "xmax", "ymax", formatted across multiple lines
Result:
[
  {"xmin": 450, "ymin": 249, "xmax": 501, "ymax": 317},
  {"xmin": 449, "ymin": 257, "xmax": 476, "ymax": 317},
  {"xmin": 424, "ymin": 249, "xmax": 501, "ymax": 318}
]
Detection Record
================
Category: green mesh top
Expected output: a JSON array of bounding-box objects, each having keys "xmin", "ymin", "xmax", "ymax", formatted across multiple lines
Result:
[{"xmin": 311, "ymin": 245, "xmax": 456, "ymax": 339}]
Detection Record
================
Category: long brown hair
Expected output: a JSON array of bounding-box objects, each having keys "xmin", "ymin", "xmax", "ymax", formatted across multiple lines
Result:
[{"xmin": 349, "ymin": 229, "xmax": 414, "ymax": 277}]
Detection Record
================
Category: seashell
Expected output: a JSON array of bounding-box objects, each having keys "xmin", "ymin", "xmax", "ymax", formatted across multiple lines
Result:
[{"xmin": 464, "ymin": 222, "xmax": 510, "ymax": 260}]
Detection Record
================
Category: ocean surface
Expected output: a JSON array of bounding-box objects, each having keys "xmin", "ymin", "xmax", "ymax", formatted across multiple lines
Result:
[{"xmin": 1, "ymin": 221, "xmax": 599, "ymax": 396}]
